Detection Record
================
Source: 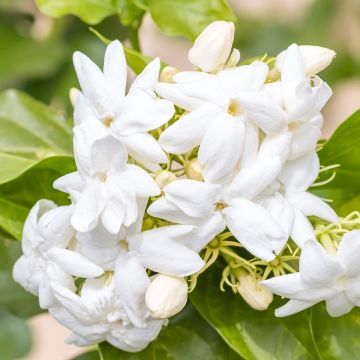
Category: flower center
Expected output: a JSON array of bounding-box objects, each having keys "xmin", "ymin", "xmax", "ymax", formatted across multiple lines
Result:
[
  {"xmin": 97, "ymin": 172, "xmax": 107, "ymax": 182},
  {"xmin": 103, "ymin": 116, "xmax": 114, "ymax": 128},
  {"xmin": 288, "ymin": 121, "xmax": 301, "ymax": 132},
  {"xmin": 227, "ymin": 99, "xmax": 243, "ymax": 117},
  {"xmin": 215, "ymin": 202, "xmax": 228, "ymax": 211}
]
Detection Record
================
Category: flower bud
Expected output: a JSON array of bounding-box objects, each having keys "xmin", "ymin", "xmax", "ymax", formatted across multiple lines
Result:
[
  {"xmin": 155, "ymin": 170, "xmax": 177, "ymax": 189},
  {"xmin": 145, "ymin": 274, "xmax": 188, "ymax": 319},
  {"xmin": 226, "ymin": 48, "xmax": 241, "ymax": 67},
  {"xmin": 188, "ymin": 21, "xmax": 235, "ymax": 73},
  {"xmin": 159, "ymin": 66, "xmax": 179, "ymax": 83},
  {"xmin": 69, "ymin": 87, "xmax": 80, "ymax": 106},
  {"xmin": 185, "ymin": 158, "xmax": 204, "ymax": 181},
  {"xmin": 237, "ymin": 271, "xmax": 273, "ymax": 311},
  {"xmin": 275, "ymin": 45, "xmax": 336, "ymax": 77}
]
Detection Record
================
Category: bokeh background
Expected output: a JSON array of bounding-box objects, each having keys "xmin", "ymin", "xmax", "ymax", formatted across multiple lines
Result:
[{"xmin": 0, "ymin": 0, "xmax": 360, "ymax": 358}]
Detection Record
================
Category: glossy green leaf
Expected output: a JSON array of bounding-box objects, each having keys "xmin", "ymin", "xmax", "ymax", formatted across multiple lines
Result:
[
  {"xmin": 191, "ymin": 266, "xmax": 316, "ymax": 360},
  {"xmin": 99, "ymin": 304, "xmax": 240, "ymax": 359},
  {"xmin": 0, "ymin": 312, "xmax": 32, "ymax": 360},
  {"xmin": 312, "ymin": 109, "xmax": 360, "ymax": 216},
  {"xmin": 0, "ymin": 235, "xmax": 41, "ymax": 317},
  {"xmin": 35, "ymin": 0, "xmax": 118, "ymax": 25},
  {"xmin": 137, "ymin": 0, "xmax": 236, "ymax": 40},
  {"xmin": 0, "ymin": 153, "xmax": 35, "ymax": 185}
]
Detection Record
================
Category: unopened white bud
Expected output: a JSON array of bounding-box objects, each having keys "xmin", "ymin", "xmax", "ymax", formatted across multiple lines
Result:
[
  {"xmin": 155, "ymin": 170, "xmax": 177, "ymax": 189},
  {"xmin": 185, "ymin": 158, "xmax": 204, "ymax": 181},
  {"xmin": 69, "ymin": 88, "xmax": 80, "ymax": 107},
  {"xmin": 159, "ymin": 66, "xmax": 179, "ymax": 83},
  {"xmin": 226, "ymin": 48, "xmax": 241, "ymax": 67},
  {"xmin": 145, "ymin": 274, "xmax": 188, "ymax": 319},
  {"xmin": 188, "ymin": 21, "xmax": 235, "ymax": 73},
  {"xmin": 275, "ymin": 45, "xmax": 336, "ymax": 77},
  {"xmin": 237, "ymin": 271, "xmax": 273, "ymax": 311}
]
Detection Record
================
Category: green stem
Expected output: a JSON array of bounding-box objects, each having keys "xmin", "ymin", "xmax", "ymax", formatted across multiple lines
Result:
[{"xmin": 309, "ymin": 308, "xmax": 323, "ymax": 360}]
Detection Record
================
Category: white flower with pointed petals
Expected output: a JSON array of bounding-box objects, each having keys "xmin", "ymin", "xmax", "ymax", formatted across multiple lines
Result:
[
  {"xmin": 148, "ymin": 157, "xmax": 287, "ymax": 261},
  {"xmin": 49, "ymin": 276, "xmax": 164, "ymax": 352},
  {"xmin": 262, "ymin": 231, "xmax": 360, "ymax": 317},
  {"xmin": 54, "ymin": 135, "xmax": 160, "ymax": 233},
  {"xmin": 73, "ymin": 40, "xmax": 174, "ymax": 171},
  {"xmin": 156, "ymin": 61, "xmax": 271, "ymax": 182},
  {"xmin": 256, "ymin": 152, "xmax": 337, "ymax": 248},
  {"xmin": 238, "ymin": 44, "xmax": 332, "ymax": 161},
  {"xmin": 13, "ymin": 200, "xmax": 103, "ymax": 309}
]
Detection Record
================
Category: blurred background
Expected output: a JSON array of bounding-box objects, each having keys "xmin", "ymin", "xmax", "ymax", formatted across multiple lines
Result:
[{"xmin": 0, "ymin": 0, "xmax": 360, "ymax": 358}]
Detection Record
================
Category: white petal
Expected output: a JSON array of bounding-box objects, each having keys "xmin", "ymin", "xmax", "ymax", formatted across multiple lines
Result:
[
  {"xmin": 257, "ymin": 131, "xmax": 292, "ymax": 164},
  {"xmin": 217, "ymin": 62, "xmax": 269, "ymax": 96},
  {"xmin": 164, "ymin": 179, "xmax": 220, "ymax": 218},
  {"xmin": 53, "ymin": 172, "xmax": 84, "ymax": 195},
  {"xmin": 128, "ymin": 229, "xmax": 204, "ymax": 276},
  {"xmin": 279, "ymin": 151, "xmax": 319, "ymax": 192},
  {"xmin": 71, "ymin": 183, "xmax": 103, "ymax": 232},
  {"xmin": 130, "ymin": 58, "xmax": 160, "ymax": 92},
  {"xmin": 159, "ymin": 103, "xmax": 219, "ymax": 154},
  {"xmin": 103, "ymin": 40, "xmax": 127, "ymax": 96},
  {"xmin": 114, "ymin": 89, "xmax": 174, "ymax": 136},
  {"xmin": 300, "ymin": 240, "xmax": 344, "ymax": 287},
  {"xmin": 119, "ymin": 164, "xmax": 160, "ymax": 197},
  {"xmin": 114, "ymin": 251, "xmax": 150, "ymax": 327},
  {"xmin": 288, "ymin": 192, "xmax": 338, "ymax": 223},
  {"xmin": 290, "ymin": 208, "xmax": 316, "ymax": 248},
  {"xmin": 100, "ymin": 197, "xmax": 126, "ymax": 234},
  {"xmin": 73, "ymin": 51, "xmax": 112, "ymax": 116},
  {"xmin": 289, "ymin": 123, "xmax": 321, "ymax": 160},
  {"xmin": 199, "ymin": 114, "xmax": 245, "ymax": 182},
  {"xmin": 91, "ymin": 136, "xmax": 127, "ymax": 174},
  {"xmin": 336, "ymin": 230, "xmax": 360, "ymax": 277},
  {"xmin": 326, "ymin": 293, "xmax": 353, "ymax": 317},
  {"xmin": 225, "ymin": 157, "xmax": 282, "ymax": 201},
  {"xmin": 224, "ymin": 199, "xmax": 285, "ymax": 261},
  {"xmin": 235, "ymin": 92, "xmax": 287, "ymax": 134},
  {"xmin": 275, "ymin": 299, "xmax": 317, "ymax": 317},
  {"xmin": 155, "ymin": 82, "xmax": 204, "ymax": 111},
  {"xmin": 121, "ymin": 132, "xmax": 167, "ymax": 166},
  {"xmin": 22, "ymin": 199, "xmax": 56, "ymax": 255},
  {"xmin": 174, "ymin": 71, "xmax": 229, "ymax": 108},
  {"xmin": 281, "ymin": 44, "xmax": 306, "ymax": 111},
  {"xmin": 147, "ymin": 197, "xmax": 199, "ymax": 225},
  {"xmin": 239, "ymin": 122, "xmax": 259, "ymax": 168},
  {"xmin": 48, "ymin": 248, "xmax": 104, "ymax": 278}
]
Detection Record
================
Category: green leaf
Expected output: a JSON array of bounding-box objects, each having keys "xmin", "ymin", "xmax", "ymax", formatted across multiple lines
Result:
[
  {"xmin": 35, "ymin": 0, "xmax": 118, "ymax": 25},
  {"xmin": 0, "ymin": 312, "xmax": 32, "ymax": 360},
  {"xmin": 0, "ymin": 156, "xmax": 75, "ymax": 239},
  {"xmin": 115, "ymin": 0, "xmax": 145, "ymax": 28},
  {"xmin": 138, "ymin": 0, "xmax": 236, "ymax": 40},
  {"xmin": 99, "ymin": 303, "xmax": 240, "ymax": 359},
  {"xmin": 0, "ymin": 235, "xmax": 41, "ymax": 317},
  {"xmin": 0, "ymin": 89, "xmax": 73, "ymax": 160},
  {"xmin": 191, "ymin": 266, "xmax": 316, "ymax": 360},
  {"xmin": 72, "ymin": 351, "xmax": 100, "ymax": 360},
  {"xmin": 0, "ymin": 153, "xmax": 36, "ymax": 185},
  {"xmin": 312, "ymin": 109, "xmax": 360, "ymax": 216}
]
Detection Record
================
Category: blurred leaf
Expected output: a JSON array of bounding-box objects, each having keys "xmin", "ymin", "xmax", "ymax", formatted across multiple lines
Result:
[
  {"xmin": 115, "ymin": 0, "xmax": 145, "ymax": 28},
  {"xmin": 311, "ymin": 109, "xmax": 360, "ymax": 216},
  {"xmin": 0, "ymin": 153, "xmax": 35, "ymax": 185},
  {"xmin": 0, "ymin": 24, "xmax": 65, "ymax": 89},
  {"xmin": 35, "ymin": 0, "xmax": 118, "ymax": 25},
  {"xmin": 137, "ymin": 0, "xmax": 236, "ymax": 40},
  {"xmin": 191, "ymin": 266, "xmax": 316, "ymax": 360},
  {"xmin": 72, "ymin": 351, "xmax": 100, "ymax": 360},
  {"xmin": 99, "ymin": 303, "xmax": 240, "ymax": 359},
  {"xmin": 0, "ymin": 235, "xmax": 41, "ymax": 317},
  {"xmin": 0, "ymin": 311, "xmax": 32, "ymax": 360}
]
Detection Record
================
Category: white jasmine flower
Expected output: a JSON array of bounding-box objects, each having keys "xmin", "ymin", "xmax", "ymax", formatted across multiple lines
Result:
[
  {"xmin": 262, "ymin": 231, "xmax": 360, "ymax": 317},
  {"xmin": 148, "ymin": 158, "xmax": 286, "ymax": 261},
  {"xmin": 275, "ymin": 45, "xmax": 336, "ymax": 77},
  {"xmin": 54, "ymin": 135, "xmax": 160, "ymax": 233},
  {"xmin": 13, "ymin": 200, "xmax": 103, "ymax": 309},
  {"xmin": 49, "ymin": 276, "xmax": 164, "ymax": 352},
  {"xmin": 238, "ymin": 44, "xmax": 332, "ymax": 161},
  {"xmin": 188, "ymin": 21, "xmax": 235, "ymax": 73},
  {"xmin": 156, "ymin": 61, "xmax": 274, "ymax": 182},
  {"xmin": 257, "ymin": 152, "xmax": 337, "ymax": 247},
  {"xmin": 73, "ymin": 40, "xmax": 174, "ymax": 171},
  {"xmin": 145, "ymin": 274, "xmax": 188, "ymax": 319}
]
